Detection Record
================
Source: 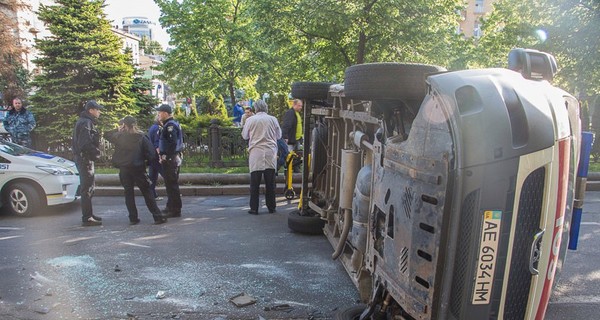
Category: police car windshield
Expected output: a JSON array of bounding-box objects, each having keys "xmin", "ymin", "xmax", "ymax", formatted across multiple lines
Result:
[{"xmin": 0, "ymin": 140, "xmax": 35, "ymax": 156}]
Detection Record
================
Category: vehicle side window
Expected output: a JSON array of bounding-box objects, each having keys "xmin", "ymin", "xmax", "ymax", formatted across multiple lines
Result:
[{"xmin": 0, "ymin": 155, "xmax": 10, "ymax": 163}]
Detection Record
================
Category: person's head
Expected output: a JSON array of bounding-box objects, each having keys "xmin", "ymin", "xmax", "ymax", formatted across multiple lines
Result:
[
  {"xmin": 84, "ymin": 100, "xmax": 104, "ymax": 119},
  {"xmin": 292, "ymin": 99, "xmax": 303, "ymax": 112},
  {"xmin": 254, "ymin": 99, "xmax": 268, "ymax": 113},
  {"xmin": 12, "ymin": 98, "xmax": 23, "ymax": 112},
  {"xmin": 120, "ymin": 115, "xmax": 137, "ymax": 132},
  {"xmin": 156, "ymin": 104, "xmax": 172, "ymax": 122},
  {"xmin": 244, "ymin": 107, "xmax": 253, "ymax": 116}
]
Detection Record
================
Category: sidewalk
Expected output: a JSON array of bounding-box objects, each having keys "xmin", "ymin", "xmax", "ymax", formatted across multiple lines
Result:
[{"xmin": 94, "ymin": 173, "xmax": 302, "ymax": 196}]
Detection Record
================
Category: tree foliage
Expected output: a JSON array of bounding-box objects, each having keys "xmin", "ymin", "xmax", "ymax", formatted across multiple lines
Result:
[
  {"xmin": 139, "ymin": 36, "xmax": 164, "ymax": 55},
  {"xmin": 155, "ymin": 0, "xmax": 256, "ymax": 108},
  {"xmin": 0, "ymin": 0, "xmax": 29, "ymax": 104},
  {"xmin": 31, "ymin": 0, "xmax": 135, "ymax": 144}
]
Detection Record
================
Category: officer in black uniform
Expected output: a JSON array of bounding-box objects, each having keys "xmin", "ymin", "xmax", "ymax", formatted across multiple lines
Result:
[
  {"xmin": 72, "ymin": 100, "xmax": 104, "ymax": 226},
  {"xmin": 156, "ymin": 104, "xmax": 183, "ymax": 217}
]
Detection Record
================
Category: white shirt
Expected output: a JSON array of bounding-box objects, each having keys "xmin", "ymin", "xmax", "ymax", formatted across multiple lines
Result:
[{"xmin": 241, "ymin": 112, "xmax": 282, "ymax": 172}]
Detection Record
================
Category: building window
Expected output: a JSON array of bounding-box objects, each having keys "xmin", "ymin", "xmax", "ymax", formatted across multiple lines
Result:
[
  {"xmin": 473, "ymin": 22, "xmax": 482, "ymax": 38},
  {"xmin": 475, "ymin": 0, "xmax": 485, "ymax": 13}
]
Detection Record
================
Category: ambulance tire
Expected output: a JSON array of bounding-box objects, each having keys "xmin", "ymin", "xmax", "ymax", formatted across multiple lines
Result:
[{"xmin": 288, "ymin": 210, "xmax": 325, "ymax": 235}]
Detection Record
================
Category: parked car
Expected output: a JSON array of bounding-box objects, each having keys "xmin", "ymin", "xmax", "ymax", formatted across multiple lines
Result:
[
  {"xmin": 289, "ymin": 49, "xmax": 582, "ymax": 319},
  {"xmin": 0, "ymin": 139, "xmax": 79, "ymax": 216}
]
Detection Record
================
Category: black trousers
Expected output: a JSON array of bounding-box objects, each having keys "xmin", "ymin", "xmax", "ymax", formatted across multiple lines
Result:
[
  {"xmin": 148, "ymin": 158, "xmax": 164, "ymax": 198},
  {"xmin": 119, "ymin": 166, "xmax": 162, "ymax": 221},
  {"xmin": 162, "ymin": 158, "xmax": 182, "ymax": 213},
  {"xmin": 75, "ymin": 158, "xmax": 95, "ymax": 221},
  {"xmin": 250, "ymin": 169, "xmax": 276, "ymax": 212}
]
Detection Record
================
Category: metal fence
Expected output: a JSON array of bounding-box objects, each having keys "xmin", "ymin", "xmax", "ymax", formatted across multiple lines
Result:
[{"xmin": 33, "ymin": 124, "xmax": 249, "ymax": 168}]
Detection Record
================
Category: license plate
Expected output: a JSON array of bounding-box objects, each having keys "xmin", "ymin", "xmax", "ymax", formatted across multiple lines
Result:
[{"xmin": 472, "ymin": 210, "xmax": 502, "ymax": 305}]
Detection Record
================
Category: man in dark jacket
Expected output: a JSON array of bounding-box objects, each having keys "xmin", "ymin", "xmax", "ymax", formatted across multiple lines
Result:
[
  {"xmin": 156, "ymin": 104, "xmax": 183, "ymax": 217},
  {"xmin": 281, "ymin": 99, "xmax": 303, "ymax": 152},
  {"xmin": 3, "ymin": 98, "xmax": 36, "ymax": 147},
  {"xmin": 105, "ymin": 116, "xmax": 167, "ymax": 225},
  {"xmin": 72, "ymin": 100, "xmax": 103, "ymax": 226}
]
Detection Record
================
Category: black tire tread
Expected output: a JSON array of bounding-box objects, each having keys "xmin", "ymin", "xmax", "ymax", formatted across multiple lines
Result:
[
  {"xmin": 344, "ymin": 63, "xmax": 445, "ymax": 101},
  {"xmin": 291, "ymin": 82, "xmax": 332, "ymax": 100},
  {"xmin": 288, "ymin": 210, "xmax": 325, "ymax": 235}
]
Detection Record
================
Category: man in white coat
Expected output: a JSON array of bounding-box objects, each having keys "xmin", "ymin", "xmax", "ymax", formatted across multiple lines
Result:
[{"xmin": 241, "ymin": 99, "xmax": 282, "ymax": 214}]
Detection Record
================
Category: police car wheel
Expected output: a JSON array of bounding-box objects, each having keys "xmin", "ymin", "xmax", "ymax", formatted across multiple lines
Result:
[{"xmin": 4, "ymin": 182, "xmax": 41, "ymax": 217}]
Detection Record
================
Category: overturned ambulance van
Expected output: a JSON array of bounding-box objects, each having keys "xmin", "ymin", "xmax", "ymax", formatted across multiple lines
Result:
[{"xmin": 288, "ymin": 49, "xmax": 582, "ymax": 320}]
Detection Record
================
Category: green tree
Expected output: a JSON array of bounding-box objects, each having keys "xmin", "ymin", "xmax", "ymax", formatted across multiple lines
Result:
[
  {"xmin": 545, "ymin": 0, "xmax": 600, "ymax": 97},
  {"xmin": 250, "ymin": 0, "xmax": 466, "ymax": 91},
  {"xmin": 131, "ymin": 69, "xmax": 160, "ymax": 129},
  {"xmin": 474, "ymin": 0, "xmax": 599, "ymax": 99},
  {"xmin": 31, "ymin": 0, "xmax": 135, "ymax": 144},
  {"xmin": 139, "ymin": 36, "xmax": 164, "ymax": 55},
  {"xmin": 155, "ymin": 0, "xmax": 256, "ymax": 108},
  {"xmin": 0, "ymin": 0, "xmax": 29, "ymax": 104}
]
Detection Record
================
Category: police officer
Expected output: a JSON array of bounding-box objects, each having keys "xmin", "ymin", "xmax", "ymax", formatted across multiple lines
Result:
[
  {"xmin": 73, "ymin": 100, "xmax": 103, "ymax": 226},
  {"xmin": 156, "ymin": 104, "xmax": 183, "ymax": 217},
  {"xmin": 3, "ymin": 98, "xmax": 36, "ymax": 147}
]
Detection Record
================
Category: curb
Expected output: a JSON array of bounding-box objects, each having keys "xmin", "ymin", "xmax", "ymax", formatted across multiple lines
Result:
[{"xmin": 94, "ymin": 173, "xmax": 302, "ymax": 196}]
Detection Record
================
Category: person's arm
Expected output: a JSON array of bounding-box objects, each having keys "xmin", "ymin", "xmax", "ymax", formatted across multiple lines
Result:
[
  {"xmin": 281, "ymin": 110, "xmax": 293, "ymax": 141},
  {"xmin": 241, "ymin": 119, "xmax": 250, "ymax": 140},
  {"xmin": 26, "ymin": 111, "xmax": 36, "ymax": 132}
]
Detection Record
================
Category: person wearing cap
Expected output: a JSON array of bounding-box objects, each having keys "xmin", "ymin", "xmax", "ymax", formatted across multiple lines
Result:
[
  {"xmin": 72, "ymin": 100, "xmax": 104, "ymax": 226},
  {"xmin": 241, "ymin": 99, "xmax": 282, "ymax": 214},
  {"xmin": 105, "ymin": 116, "xmax": 167, "ymax": 225},
  {"xmin": 3, "ymin": 98, "xmax": 36, "ymax": 148},
  {"xmin": 156, "ymin": 104, "xmax": 183, "ymax": 217}
]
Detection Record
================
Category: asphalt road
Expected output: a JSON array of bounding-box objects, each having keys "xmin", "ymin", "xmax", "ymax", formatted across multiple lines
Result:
[
  {"xmin": 1, "ymin": 192, "xmax": 599, "ymax": 320},
  {"xmin": 0, "ymin": 195, "xmax": 359, "ymax": 320}
]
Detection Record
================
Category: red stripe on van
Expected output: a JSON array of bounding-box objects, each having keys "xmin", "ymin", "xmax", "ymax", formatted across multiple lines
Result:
[{"xmin": 535, "ymin": 138, "xmax": 570, "ymax": 319}]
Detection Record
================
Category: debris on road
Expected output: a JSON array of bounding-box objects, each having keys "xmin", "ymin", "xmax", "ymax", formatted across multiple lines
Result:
[
  {"xmin": 156, "ymin": 291, "xmax": 167, "ymax": 299},
  {"xmin": 264, "ymin": 303, "xmax": 294, "ymax": 312},
  {"xmin": 229, "ymin": 292, "xmax": 257, "ymax": 307},
  {"xmin": 115, "ymin": 265, "xmax": 122, "ymax": 272}
]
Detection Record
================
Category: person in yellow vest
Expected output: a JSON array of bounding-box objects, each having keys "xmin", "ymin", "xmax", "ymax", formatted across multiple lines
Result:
[{"xmin": 281, "ymin": 99, "xmax": 303, "ymax": 152}]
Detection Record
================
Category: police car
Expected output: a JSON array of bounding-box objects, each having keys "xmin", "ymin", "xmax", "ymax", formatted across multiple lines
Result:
[{"xmin": 0, "ymin": 139, "xmax": 80, "ymax": 216}]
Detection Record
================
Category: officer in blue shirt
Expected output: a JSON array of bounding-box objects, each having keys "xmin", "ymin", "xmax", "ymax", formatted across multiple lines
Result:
[{"xmin": 156, "ymin": 104, "xmax": 183, "ymax": 217}]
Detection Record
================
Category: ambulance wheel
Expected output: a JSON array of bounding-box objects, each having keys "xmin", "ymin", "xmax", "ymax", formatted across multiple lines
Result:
[
  {"xmin": 291, "ymin": 82, "xmax": 332, "ymax": 101},
  {"xmin": 284, "ymin": 189, "xmax": 296, "ymax": 200},
  {"xmin": 335, "ymin": 304, "xmax": 367, "ymax": 320},
  {"xmin": 344, "ymin": 63, "xmax": 446, "ymax": 101},
  {"xmin": 4, "ymin": 182, "xmax": 43, "ymax": 217},
  {"xmin": 288, "ymin": 210, "xmax": 325, "ymax": 235}
]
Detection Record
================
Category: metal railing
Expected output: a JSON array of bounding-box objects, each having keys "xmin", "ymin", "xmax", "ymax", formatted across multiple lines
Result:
[{"xmin": 33, "ymin": 124, "xmax": 249, "ymax": 168}]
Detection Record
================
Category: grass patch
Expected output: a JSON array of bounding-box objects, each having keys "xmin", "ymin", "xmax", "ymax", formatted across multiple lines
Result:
[{"xmin": 589, "ymin": 161, "xmax": 600, "ymax": 173}]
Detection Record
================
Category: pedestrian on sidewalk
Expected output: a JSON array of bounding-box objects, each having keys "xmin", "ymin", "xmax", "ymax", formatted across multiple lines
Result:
[
  {"xmin": 105, "ymin": 116, "xmax": 168, "ymax": 225},
  {"xmin": 157, "ymin": 104, "xmax": 183, "ymax": 218},
  {"xmin": 3, "ymin": 98, "xmax": 36, "ymax": 148},
  {"xmin": 72, "ymin": 100, "xmax": 103, "ymax": 226},
  {"xmin": 148, "ymin": 114, "xmax": 164, "ymax": 201},
  {"xmin": 241, "ymin": 99, "xmax": 282, "ymax": 214}
]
